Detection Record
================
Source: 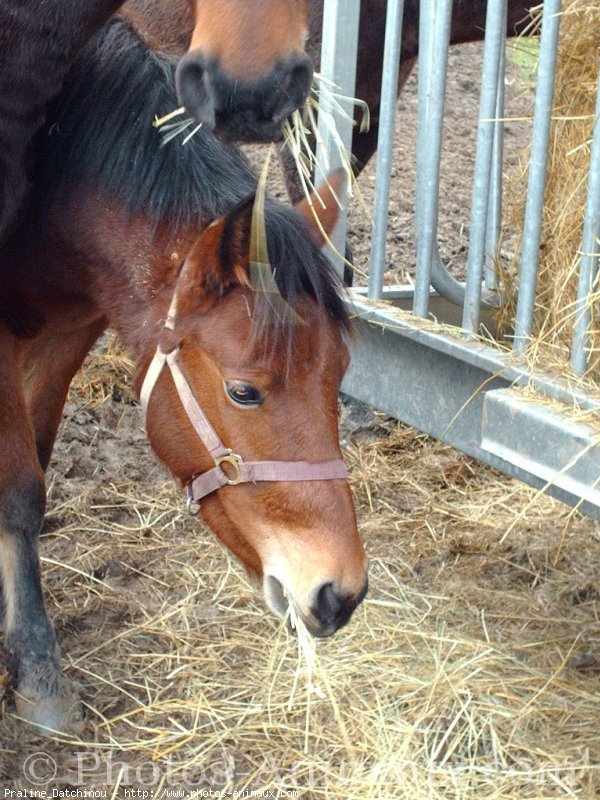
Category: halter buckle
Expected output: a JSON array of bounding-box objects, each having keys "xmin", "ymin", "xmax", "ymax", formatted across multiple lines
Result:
[
  {"xmin": 186, "ymin": 491, "xmax": 201, "ymax": 516},
  {"xmin": 215, "ymin": 450, "xmax": 244, "ymax": 485}
]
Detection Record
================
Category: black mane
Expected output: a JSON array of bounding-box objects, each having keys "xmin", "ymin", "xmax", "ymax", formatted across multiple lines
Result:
[{"xmin": 34, "ymin": 17, "xmax": 349, "ymax": 333}]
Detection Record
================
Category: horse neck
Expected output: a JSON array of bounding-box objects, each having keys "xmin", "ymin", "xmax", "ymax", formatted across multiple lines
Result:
[{"xmin": 68, "ymin": 196, "xmax": 200, "ymax": 359}]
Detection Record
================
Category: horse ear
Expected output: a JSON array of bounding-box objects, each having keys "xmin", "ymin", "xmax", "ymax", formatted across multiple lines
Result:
[
  {"xmin": 294, "ymin": 169, "xmax": 346, "ymax": 247},
  {"xmin": 176, "ymin": 195, "xmax": 255, "ymax": 315},
  {"xmin": 217, "ymin": 193, "xmax": 256, "ymax": 284}
]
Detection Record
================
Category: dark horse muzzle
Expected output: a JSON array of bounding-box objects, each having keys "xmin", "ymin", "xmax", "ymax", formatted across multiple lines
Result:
[{"xmin": 175, "ymin": 50, "xmax": 314, "ymax": 142}]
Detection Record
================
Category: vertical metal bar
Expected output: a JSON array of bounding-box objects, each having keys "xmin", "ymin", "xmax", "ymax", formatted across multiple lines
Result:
[
  {"xmin": 413, "ymin": 0, "xmax": 453, "ymax": 318},
  {"xmin": 415, "ymin": 0, "xmax": 438, "ymax": 221},
  {"xmin": 485, "ymin": 39, "xmax": 506, "ymax": 291},
  {"xmin": 571, "ymin": 56, "xmax": 600, "ymax": 375},
  {"xmin": 513, "ymin": 0, "xmax": 562, "ymax": 351},
  {"xmin": 368, "ymin": 0, "xmax": 406, "ymax": 300},
  {"xmin": 462, "ymin": 0, "xmax": 507, "ymax": 332},
  {"xmin": 315, "ymin": 0, "xmax": 361, "ymax": 278}
]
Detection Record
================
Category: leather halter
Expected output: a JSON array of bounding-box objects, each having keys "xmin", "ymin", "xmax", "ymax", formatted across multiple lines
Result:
[{"xmin": 140, "ymin": 303, "xmax": 348, "ymax": 514}]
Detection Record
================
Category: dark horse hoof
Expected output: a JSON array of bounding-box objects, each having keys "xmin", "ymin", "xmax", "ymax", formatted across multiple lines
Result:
[{"xmin": 15, "ymin": 671, "xmax": 84, "ymax": 735}]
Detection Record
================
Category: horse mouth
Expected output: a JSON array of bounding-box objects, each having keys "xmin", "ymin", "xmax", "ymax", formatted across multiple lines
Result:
[
  {"xmin": 175, "ymin": 52, "xmax": 313, "ymax": 145},
  {"xmin": 212, "ymin": 111, "xmax": 288, "ymax": 144},
  {"xmin": 264, "ymin": 575, "xmax": 293, "ymax": 621}
]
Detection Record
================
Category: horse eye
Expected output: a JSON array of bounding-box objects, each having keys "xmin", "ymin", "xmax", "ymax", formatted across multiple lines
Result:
[{"xmin": 225, "ymin": 381, "xmax": 263, "ymax": 407}]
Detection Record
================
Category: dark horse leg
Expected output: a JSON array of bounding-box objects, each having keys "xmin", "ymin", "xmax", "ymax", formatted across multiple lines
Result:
[{"xmin": 0, "ymin": 319, "xmax": 104, "ymax": 733}]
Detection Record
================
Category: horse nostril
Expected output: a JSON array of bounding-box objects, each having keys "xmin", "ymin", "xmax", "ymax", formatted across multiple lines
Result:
[
  {"xmin": 311, "ymin": 577, "xmax": 368, "ymax": 633},
  {"xmin": 268, "ymin": 54, "xmax": 314, "ymax": 126},
  {"xmin": 313, "ymin": 582, "xmax": 346, "ymax": 627},
  {"xmin": 175, "ymin": 52, "xmax": 216, "ymax": 129},
  {"xmin": 282, "ymin": 57, "xmax": 313, "ymax": 98}
]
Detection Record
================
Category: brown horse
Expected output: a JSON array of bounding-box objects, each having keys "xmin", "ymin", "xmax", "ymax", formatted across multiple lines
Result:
[
  {"xmin": 0, "ymin": 17, "xmax": 366, "ymax": 734},
  {"xmin": 126, "ymin": 0, "xmax": 313, "ymax": 142},
  {"xmin": 0, "ymin": 0, "xmax": 311, "ymax": 242}
]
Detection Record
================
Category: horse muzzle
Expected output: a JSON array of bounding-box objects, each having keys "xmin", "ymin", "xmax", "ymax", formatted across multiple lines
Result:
[
  {"xmin": 265, "ymin": 574, "xmax": 369, "ymax": 638},
  {"xmin": 175, "ymin": 50, "xmax": 314, "ymax": 143}
]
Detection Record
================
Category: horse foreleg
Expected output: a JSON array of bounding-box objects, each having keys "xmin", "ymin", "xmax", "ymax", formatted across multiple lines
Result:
[
  {"xmin": 0, "ymin": 325, "xmax": 84, "ymax": 734},
  {"xmin": 11, "ymin": 321, "xmax": 107, "ymax": 736},
  {"xmin": 23, "ymin": 320, "xmax": 106, "ymax": 470},
  {"xmin": 0, "ymin": 319, "xmax": 105, "ymax": 734}
]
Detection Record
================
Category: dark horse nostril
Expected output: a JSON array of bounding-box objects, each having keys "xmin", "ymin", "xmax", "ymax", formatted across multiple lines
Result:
[
  {"xmin": 312, "ymin": 578, "xmax": 368, "ymax": 633},
  {"xmin": 268, "ymin": 54, "xmax": 314, "ymax": 125},
  {"xmin": 175, "ymin": 51, "xmax": 216, "ymax": 129},
  {"xmin": 313, "ymin": 582, "xmax": 347, "ymax": 628}
]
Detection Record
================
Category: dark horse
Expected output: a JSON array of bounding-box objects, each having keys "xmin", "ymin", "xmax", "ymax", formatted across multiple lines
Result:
[
  {"xmin": 0, "ymin": 0, "xmax": 312, "ymax": 242},
  {"xmin": 115, "ymin": 1, "xmax": 537, "ymax": 196},
  {"xmin": 0, "ymin": 16, "xmax": 367, "ymax": 734}
]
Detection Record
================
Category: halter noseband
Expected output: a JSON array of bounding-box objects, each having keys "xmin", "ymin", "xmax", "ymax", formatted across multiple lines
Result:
[{"xmin": 140, "ymin": 308, "xmax": 348, "ymax": 514}]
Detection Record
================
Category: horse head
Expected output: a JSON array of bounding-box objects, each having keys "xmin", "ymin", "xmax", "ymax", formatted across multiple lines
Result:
[
  {"xmin": 137, "ymin": 176, "xmax": 368, "ymax": 637},
  {"xmin": 176, "ymin": 0, "xmax": 313, "ymax": 142}
]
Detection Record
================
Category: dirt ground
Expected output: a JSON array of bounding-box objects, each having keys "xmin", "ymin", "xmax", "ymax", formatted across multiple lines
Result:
[{"xmin": 2, "ymin": 40, "xmax": 600, "ymax": 799}]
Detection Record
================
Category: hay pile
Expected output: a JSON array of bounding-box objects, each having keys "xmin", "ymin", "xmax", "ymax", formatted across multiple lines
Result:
[
  {"xmin": 1, "ymin": 335, "xmax": 599, "ymax": 798},
  {"xmin": 500, "ymin": 0, "xmax": 600, "ymax": 381}
]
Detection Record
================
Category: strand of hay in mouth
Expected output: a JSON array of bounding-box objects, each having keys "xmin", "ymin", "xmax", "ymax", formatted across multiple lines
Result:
[
  {"xmin": 275, "ymin": 595, "xmax": 353, "ymax": 759},
  {"xmin": 282, "ymin": 73, "xmax": 369, "ymax": 204},
  {"xmin": 499, "ymin": 0, "xmax": 600, "ymax": 384},
  {"xmin": 282, "ymin": 73, "xmax": 371, "ymax": 278}
]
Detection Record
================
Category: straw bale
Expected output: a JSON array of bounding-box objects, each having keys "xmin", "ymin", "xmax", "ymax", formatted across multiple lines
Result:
[{"xmin": 501, "ymin": 0, "xmax": 600, "ymax": 382}]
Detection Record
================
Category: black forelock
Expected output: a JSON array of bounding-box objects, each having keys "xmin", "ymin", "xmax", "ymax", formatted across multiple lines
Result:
[{"xmin": 260, "ymin": 201, "xmax": 350, "ymax": 337}]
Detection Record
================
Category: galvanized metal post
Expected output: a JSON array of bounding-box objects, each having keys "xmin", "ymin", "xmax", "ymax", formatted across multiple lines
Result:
[
  {"xmin": 315, "ymin": 0, "xmax": 361, "ymax": 278},
  {"xmin": 462, "ymin": 0, "xmax": 507, "ymax": 332},
  {"xmin": 368, "ymin": 0, "xmax": 406, "ymax": 300},
  {"xmin": 485, "ymin": 39, "xmax": 506, "ymax": 291},
  {"xmin": 572, "ymin": 56, "xmax": 600, "ymax": 375},
  {"xmin": 513, "ymin": 0, "xmax": 562, "ymax": 351},
  {"xmin": 413, "ymin": 0, "xmax": 453, "ymax": 318}
]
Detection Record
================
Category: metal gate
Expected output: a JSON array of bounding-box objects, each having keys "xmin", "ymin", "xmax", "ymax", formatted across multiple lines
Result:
[{"xmin": 314, "ymin": 0, "xmax": 600, "ymax": 518}]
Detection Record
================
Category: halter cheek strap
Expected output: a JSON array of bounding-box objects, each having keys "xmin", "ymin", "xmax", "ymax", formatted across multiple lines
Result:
[{"xmin": 140, "ymin": 315, "xmax": 348, "ymax": 513}]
